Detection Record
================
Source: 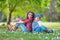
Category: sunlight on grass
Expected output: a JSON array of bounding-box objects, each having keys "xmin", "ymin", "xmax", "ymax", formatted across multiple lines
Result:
[{"xmin": 0, "ymin": 22, "xmax": 60, "ymax": 40}]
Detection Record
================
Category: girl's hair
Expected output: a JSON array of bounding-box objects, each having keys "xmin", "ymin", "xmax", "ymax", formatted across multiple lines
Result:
[{"xmin": 27, "ymin": 11, "xmax": 35, "ymax": 20}]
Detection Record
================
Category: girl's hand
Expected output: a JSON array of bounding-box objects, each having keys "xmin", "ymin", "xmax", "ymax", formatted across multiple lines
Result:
[{"xmin": 17, "ymin": 20, "xmax": 24, "ymax": 23}]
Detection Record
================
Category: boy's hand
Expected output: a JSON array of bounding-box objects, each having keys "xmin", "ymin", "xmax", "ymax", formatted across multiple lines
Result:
[{"xmin": 38, "ymin": 21, "xmax": 43, "ymax": 26}]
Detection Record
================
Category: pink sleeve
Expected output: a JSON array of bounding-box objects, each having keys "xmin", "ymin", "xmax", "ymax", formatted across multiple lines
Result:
[{"xmin": 23, "ymin": 19, "xmax": 32, "ymax": 24}]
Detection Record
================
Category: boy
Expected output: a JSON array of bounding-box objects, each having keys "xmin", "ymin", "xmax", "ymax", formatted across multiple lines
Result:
[{"xmin": 32, "ymin": 14, "xmax": 53, "ymax": 33}]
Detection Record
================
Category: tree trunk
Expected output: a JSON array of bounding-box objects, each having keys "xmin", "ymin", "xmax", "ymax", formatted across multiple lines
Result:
[
  {"xmin": 49, "ymin": 0, "xmax": 56, "ymax": 22},
  {"xmin": 7, "ymin": 0, "xmax": 18, "ymax": 25},
  {"xmin": 7, "ymin": 10, "xmax": 12, "ymax": 25},
  {"xmin": 0, "ymin": 11, "xmax": 2, "ymax": 22}
]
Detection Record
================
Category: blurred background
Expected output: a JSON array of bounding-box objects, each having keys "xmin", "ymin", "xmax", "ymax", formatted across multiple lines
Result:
[
  {"xmin": 0, "ymin": 0, "xmax": 60, "ymax": 22},
  {"xmin": 0, "ymin": 0, "xmax": 60, "ymax": 40}
]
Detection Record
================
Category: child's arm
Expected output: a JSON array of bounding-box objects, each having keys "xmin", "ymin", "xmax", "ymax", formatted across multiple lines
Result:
[
  {"xmin": 17, "ymin": 18, "xmax": 32, "ymax": 24},
  {"xmin": 32, "ymin": 22, "xmax": 39, "ymax": 30},
  {"xmin": 37, "ymin": 21, "xmax": 43, "ymax": 26}
]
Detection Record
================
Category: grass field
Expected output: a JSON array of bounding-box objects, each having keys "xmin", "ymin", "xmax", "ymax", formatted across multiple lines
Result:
[{"xmin": 0, "ymin": 22, "xmax": 60, "ymax": 40}]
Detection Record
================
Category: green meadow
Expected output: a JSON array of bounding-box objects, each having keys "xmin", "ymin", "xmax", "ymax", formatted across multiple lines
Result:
[{"xmin": 0, "ymin": 22, "xmax": 60, "ymax": 40}]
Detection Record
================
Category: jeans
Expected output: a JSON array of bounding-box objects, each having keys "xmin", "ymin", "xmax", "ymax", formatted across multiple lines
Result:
[
  {"xmin": 32, "ymin": 27, "xmax": 41, "ymax": 33},
  {"xmin": 32, "ymin": 26, "xmax": 48, "ymax": 33},
  {"xmin": 15, "ymin": 23, "xmax": 28, "ymax": 32},
  {"xmin": 40, "ymin": 25, "xmax": 48, "ymax": 31}
]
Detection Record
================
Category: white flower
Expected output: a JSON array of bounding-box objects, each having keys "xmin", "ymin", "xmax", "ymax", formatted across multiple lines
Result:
[
  {"xmin": 58, "ymin": 33, "xmax": 60, "ymax": 35},
  {"xmin": 52, "ymin": 37, "xmax": 56, "ymax": 40},
  {"xmin": 45, "ymin": 36, "xmax": 48, "ymax": 39},
  {"xmin": 56, "ymin": 36, "xmax": 60, "ymax": 39},
  {"xmin": 20, "ymin": 38, "xmax": 24, "ymax": 40}
]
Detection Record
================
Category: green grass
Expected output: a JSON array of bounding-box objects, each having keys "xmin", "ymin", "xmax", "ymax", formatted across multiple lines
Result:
[{"xmin": 0, "ymin": 22, "xmax": 60, "ymax": 40}]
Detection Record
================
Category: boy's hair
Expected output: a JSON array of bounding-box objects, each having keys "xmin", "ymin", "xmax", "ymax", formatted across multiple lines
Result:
[{"xmin": 35, "ymin": 14, "xmax": 41, "ymax": 18}]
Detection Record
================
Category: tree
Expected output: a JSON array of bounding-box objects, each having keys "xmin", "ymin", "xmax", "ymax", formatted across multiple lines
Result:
[
  {"xmin": 7, "ymin": 0, "xmax": 19, "ymax": 25},
  {"xmin": 1, "ymin": 0, "xmax": 60, "ymax": 23}
]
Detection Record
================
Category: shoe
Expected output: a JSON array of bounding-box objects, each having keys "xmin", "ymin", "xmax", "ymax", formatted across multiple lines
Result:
[
  {"xmin": 7, "ymin": 25, "xmax": 12, "ymax": 31},
  {"xmin": 49, "ymin": 30, "xmax": 53, "ymax": 33},
  {"xmin": 13, "ymin": 25, "xmax": 17, "ymax": 31}
]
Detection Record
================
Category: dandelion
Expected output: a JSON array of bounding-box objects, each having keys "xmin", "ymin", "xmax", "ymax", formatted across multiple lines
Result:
[
  {"xmin": 52, "ymin": 37, "xmax": 56, "ymax": 40},
  {"xmin": 45, "ymin": 36, "xmax": 48, "ymax": 39},
  {"xmin": 56, "ymin": 36, "xmax": 60, "ymax": 39},
  {"xmin": 20, "ymin": 38, "xmax": 24, "ymax": 40}
]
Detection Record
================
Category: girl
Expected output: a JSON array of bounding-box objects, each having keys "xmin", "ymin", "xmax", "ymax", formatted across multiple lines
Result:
[{"xmin": 13, "ymin": 11, "xmax": 35, "ymax": 32}]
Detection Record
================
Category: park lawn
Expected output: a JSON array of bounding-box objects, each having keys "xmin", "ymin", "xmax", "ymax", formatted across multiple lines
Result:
[{"xmin": 0, "ymin": 22, "xmax": 60, "ymax": 40}]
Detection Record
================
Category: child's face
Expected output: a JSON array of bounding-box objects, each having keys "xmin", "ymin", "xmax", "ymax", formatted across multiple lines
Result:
[
  {"xmin": 28, "ymin": 13, "xmax": 33, "ymax": 18},
  {"xmin": 34, "ymin": 17, "xmax": 40, "ymax": 22}
]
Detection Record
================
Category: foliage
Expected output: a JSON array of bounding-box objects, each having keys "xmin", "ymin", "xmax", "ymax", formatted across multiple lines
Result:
[{"xmin": 0, "ymin": 0, "xmax": 60, "ymax": 22}]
